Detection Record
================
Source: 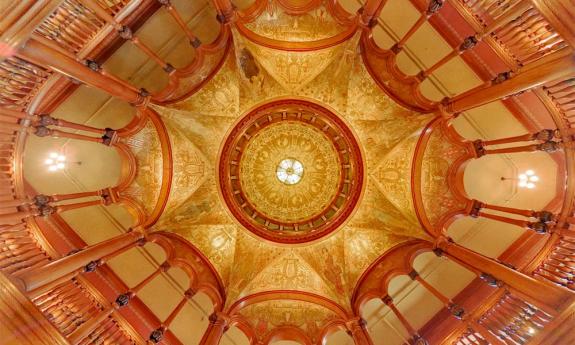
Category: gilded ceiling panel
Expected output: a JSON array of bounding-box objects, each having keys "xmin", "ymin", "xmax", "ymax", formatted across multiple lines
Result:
[
  {"xmin": 421, "ymin": 124, "xmax": 469, "ymax": 230},
  {"xmin": 343, "ymin": 227, "xmax": 415, "ymax": 290},
  {"xmin": 348, "ymin": 178, "xmax": 424, "ymax": 238},
  {"xmin": 243, "ymin": 39, "xmax": 344, "ymax": 92},
  {"xmin": 226, "ymin": 231, "xmax": 287, "ymax": 303},
  {"xmin": 239, "ymin": 250, "xmax": 343, "ymax": 304},
  {"xmin": 239, "ymin": 299, "xmax": 340, "ymax": 342},
  {"xmin": 370, "ymin": 134, "xmax": 421, "ymax": 224},
  {"xmin": 121, "ymin": 119, "xmax": 163, "ymax": 215},
  {"xmin": 166, "ymin": 55, "xmax": 240, "ymax": 116},
  {"xmin": 161, "ymin": 120, "xmax": 210, "ymax": 212},
  {"xmin": 244, "ymin": 5, "xmax": 346, "ymax": 42}
]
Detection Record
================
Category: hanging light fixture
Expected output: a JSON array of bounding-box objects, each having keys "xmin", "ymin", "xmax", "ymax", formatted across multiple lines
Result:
[
  {"xmin": 44, "ymin": 152, "xmax": 66, "ymax": 172},
  {"xmin": 501, "ymin": 170, "xmax": 539, "ymax": 189}
]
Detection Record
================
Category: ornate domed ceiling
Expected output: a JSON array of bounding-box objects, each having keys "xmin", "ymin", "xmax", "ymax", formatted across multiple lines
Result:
[
  {"xmin": 145, "ymin": 28, "xmax": 434, "ymax": 306},
  {"xmin": 218, "ymin": 100, "xmax": 364, "ymax": 243},
  {"xmin": 6, "ymin": 0, "xmax": 573, "ymax": 343}
]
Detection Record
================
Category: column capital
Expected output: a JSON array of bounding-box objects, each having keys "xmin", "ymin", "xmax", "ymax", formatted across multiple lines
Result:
[
  {"xmin": 408, "ymin": 269, "xmax": 419, "ymax": 280},
  {"xmin": 184, "ymin": 288, "xmax": 197, "ymax": 298},
  {"xmin": 447, "ymin": 303, "xmax": 465, "ymax": 320},
  {"xmin": 345, "ymin": 316, "xmax": 367, "ymax": 331},
  {"xmin": 149, "ymin": 328, "xmax": 164, "ymax": 343},
  {"xmin": 381, "ymin": 295, "xmax": 393, "ymax": 305},
  {"xmin": 480, "ymin": 273, "xmax": 503, "ymax": 288},
  {"xmin": 426, "ymin": 0, "xmax": 445, "ymax": 15},
  {"xmin": 434, "ymin": 236, "xmax": 454, "ymax": 252},
  {"xmin": 208, "ymin": 312, "xmax": 230, "ymax": 328}
]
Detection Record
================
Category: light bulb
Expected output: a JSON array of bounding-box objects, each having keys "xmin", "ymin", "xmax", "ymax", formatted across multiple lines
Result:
[
  {"xmin": 45, "ymin": 159, "xmax": 54, "ymax": 165},
  {"xmin": 526, "ymin": 182, "xmax": 535, "ymax": 189},
  {"xmin": 529, "ymin": 176, "xmax": 539, "ymax": 182},
  {"xmin": 49, "ymin": 152, "xmax": 58, "ymax": 158},
  {"xmin": 518, "ymin": 181, "xmax": 527, "ymax": 187},
  {"xmin": 48, "ymin": 165, "xmax": 58, "ymax": 172},
  {"xmin": 56, "ymin": 162, "xmax": 65, "ymax": 169},
  {"xmin": 528, "ymin": 327, "xmax": 535, "ymax": 335},
  {"xmin": 57, "ymin": 155, "xmax": 66, "ymax": 161},
  {"xmin": 526, "ymin": 170, "xmax": 535, "ymax": 176},
  {"xmin": 519, "ymin": 174, "xmax": 527, "ymax": 180}
]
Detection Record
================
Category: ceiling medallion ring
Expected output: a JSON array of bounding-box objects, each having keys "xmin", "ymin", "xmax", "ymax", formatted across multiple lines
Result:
[{"xmin": 218, "ymin": 99, "xmax": 365, "ymax": 244}]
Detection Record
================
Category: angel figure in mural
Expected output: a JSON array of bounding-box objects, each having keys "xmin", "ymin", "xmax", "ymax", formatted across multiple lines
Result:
[{"xmin": 320, "ymin": 247, "xmax": 345, "ymax": 295}]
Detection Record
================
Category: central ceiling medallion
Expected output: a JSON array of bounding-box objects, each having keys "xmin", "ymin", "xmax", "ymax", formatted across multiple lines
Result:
[
  {"xmin": 276, "ymin": 158, "xmax": 304, "ymax": 185},
  {"xmin": 218, "ymin": 99, "xmax": 364, "ymax": 244}
]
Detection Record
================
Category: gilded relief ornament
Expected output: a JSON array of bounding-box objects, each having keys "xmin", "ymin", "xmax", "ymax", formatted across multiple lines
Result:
[{"xmin": 218, "ymin": 99, "xmax": 364, "ymax": 244}]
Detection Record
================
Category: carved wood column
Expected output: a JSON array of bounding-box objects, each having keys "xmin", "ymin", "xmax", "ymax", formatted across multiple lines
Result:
[
  {"xmin": 149, "ymin": 288, "xmax": 196, "ymax": 343},
  {"xmin": 442, "ymin": 51, "xmax": 575, "ymax": 114},
  {"xmin": 0, "ymin": 189, "xmax": 119, "ymax": 224},
  {"xmin": 468, "ymin": 200, "xmax": 554, "ymax": 234},
  {"xmin": 213, "ymin": 0, "xmax": 236, "ymax": 23},
  {"xmin": 17, "ymin": 38, "xmax": 146, "ymax": 105},
  {"xmin": 435, "ymin": 237, "xmax": 575, "ymax": 314},
  {"xmin": 409, "ymin": 270, "xmax": 466, "ymax": 320},
  {"xmin": 30, "ymin": 114, "xmax": 119, "ymax": 145},
  {"xmin": 346, "ymin": 317, "xmax": 373, "ymax": 345},
  {"xmin": 359, "ymin": 0, "xmax": 387, "ymax": 27},
  {"xmin": 200, "ymin": 312, "xmax": 229, "ymax": 345},
  {"xmin": 381, "ymin": 296, "xmax": 426, "ymax": 344},
  {"xmin": 158, "ymin": 0, "xmax": 202, "ymax": 47},
  {"xmin": 11, "ymin": 230, "xmax": 145, "ymax": 293}
]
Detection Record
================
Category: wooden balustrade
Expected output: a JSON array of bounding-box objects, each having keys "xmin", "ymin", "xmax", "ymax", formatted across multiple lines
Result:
[
  {"xmin": 458, "ymin": 0, "xmax": 568, "ymax": 68},
  {"xmin": 34, "ymin": 0, "xmax": 107, "ymax": 55},
  {"xmin": 442, "ymin": 49, "xmax": 575, "ymax": 114},
  {"xmin": 76, "ymin": 314, "xmax": 136, "ymax": 345},
  {"xmin": 454, "ymin": 327, "xmax": 490, "ymax": 345},
  {"xmin": 416, "ymin": 1, "xmax": 531, "ymax": 82},
  {"xmin": 95, "ymin": 0, "xmax": 132, "ymax": 16},
  {"xmin": 533, "ymin": 232, "xmax": 575, "ymax": 291},
  {"xmin": 0, "ymin": 222, "xmax": 51, "ymax": 276},
  {"xmin": 491, "ymin": 6, "xmax": 567, "ymax": 66},
  {"xmin": 435, "ymin": 237, "xmax": 575, "ymax": 315},
  {"xmin": 461, "ymin": 0, "xmax": 523, "ymax": 23},
  {"xmin": 32, "ymin": 279, "xmax": 104, "ymax": 337},
  {"xmin": 475, "ymin": 291, "xmax": 552, "ymax": 344},
  {"xmin": 0, "ymin": 57, "xmax": 51, "ymax": 110},
  {"xmin": 543, "ymin": 77, "xmax": 575, "ymax": 121}
]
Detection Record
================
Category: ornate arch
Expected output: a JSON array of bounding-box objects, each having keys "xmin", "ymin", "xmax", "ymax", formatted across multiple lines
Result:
[
  {"xmin": 351, "ymin": 239, "xmax": 433, "ymax": 314},
  {"xmin": 411, "ymin": 117, "xmax": 475, "ymax": 237},
  {"xmin": 227, "ymin": 290, "xmax": 352, "ymax": 344},
  {"xmin": 147, "ymin": 232, "xmax": 226, "ymax": 311}
]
